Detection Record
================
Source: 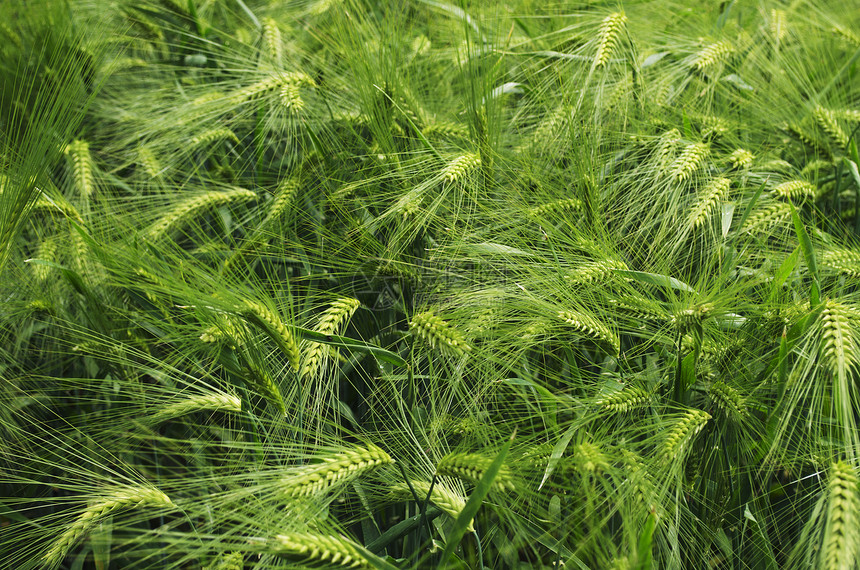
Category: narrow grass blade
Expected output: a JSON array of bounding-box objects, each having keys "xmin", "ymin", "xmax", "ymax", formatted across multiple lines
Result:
[
  {"xmin": 294, "ymin": 326, "xmax": 407, "ymax": 368},
  {"xmin": 615, "ymin": 270, "xmax": 695, "ymax": 293},
  {"xmin": 789, "ymin": 201, "xmax": 820, "ymax": 307}
]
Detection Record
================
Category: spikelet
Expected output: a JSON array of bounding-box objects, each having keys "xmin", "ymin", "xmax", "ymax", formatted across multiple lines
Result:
[
  {"xmin": 668, "ymin": 142, "xmax": 709, "ymax": 183},
  {"xmin": 593, "ymin": 12, "xmax": 627, "ymax": 68},
  {"xmin": 558, "ymin": 310, "xmax": 620, "ymax": 354},
  {"xmin": 813, "ymin": 105, "xmax": 850, "ymax": 150},
  {"xmin": 595, "ymin": 386, "xmax": 650, "ymax": 413},
  {"xmin": 203, "ymin": 551, "xmax": 244, "ymax": 570},
  {"xmin": 65, "ymin": 139, "xmax": 95, "ymax": 198},
  {"xmin": 608, "ymin": 296, "xmax": 670, "ymax": 322},
  {"xmin": 190, "ymin": 128, "xmax": 240, "ymax": 148},
  {"xmin": 772, "ymin": 179, "xmax": 817, "ymax": 201},
  {"xmin": 42, "ymin": 486, "xmax": 173, "ymax": 566},
  {"xmin": 565, "ymin": 259, "xmax": 628, "ymax": 286},
  {"xmin": 151, "ymin": 392, "xmax": 242, "ymax": 422},
  {"xmin": 832, "ymin": 25, "xmax": 860, "ymax": 48},
  {"xmin": 708, "ymin": 380, "xmax": 747, "ymax": 421},
  {"xmin": 801, "ymin": 159, "xmax": 834, "ymax": 177},
  {"xmin": 436, "ymin": 452, "xmax": 516, "ymax": 492},
  {"xmin": 821, "ymin": 247, "xmax": 860, "ymax": 278},
  {"xmin": 261, "ymin": 17, "xmax": 282, "ymax": 62},
  {"xmin": 200, "ymin": 315, "xmax": 248, "ymax": 349},
  {"xmin": 820, "ymin": 461, "xmax": 860, "ymax": 570},
  {"xmin": 147, "ymin": 187, "xmax": 257, "ymax": 241},
  {"xmin": 728, "ymin": 148, "xmax": 754, "ymax": 169},
  {"xmin": 391, "ymin": 480, "xmax": 473, "ymax": 531},
  {"xmin": 820, "ymin": 300, "xmax": 857, "ymax": 384},
  {"xmin": 410, "ymin": 311, "xmax": 471, "ymax": 357},
  {"xmin": 528, "ymin": 197, "xmax": 584, "ymax": 218},
  {"xmin": 742, "ymin": 201, "xmax": 791, "ymax": 234},
  {"xmin": 770, "ymin": 9, "xmax": 787, "ymax": 43},
  {"xmin": 274, "ymin": 533, "xmax": 372, "ymax": 569},
  {"xmin": 690, "ymin": 40, "xmax": 734, "ymax": 71},
  {"xmin": 301, "ymin": 297, "xmax": 361, "ymax": 379},
  {"xmin": 441, "ymin": 153, "xmax": 481, "ymax": 183},
  {"xmin": 422, "ymin": 121, "xmax": 470, "ymax": 141},
  {"xmin": 281, "ymin": 444, "xmax": 393, "ymax": 498},
  {"xmin": 661, "ymin": 409, "xmax": 710, "ymax": 462},
  {"xmin": 687, "ymin": 177, "xmax": 731, "ymax": 229},
  {"xmin": 239, "ymin": 299, "xmax": 301, "ymax": 371},
  {"xmin": 835, "ymin": 109, "xmax": 860, "ymax": 123}
]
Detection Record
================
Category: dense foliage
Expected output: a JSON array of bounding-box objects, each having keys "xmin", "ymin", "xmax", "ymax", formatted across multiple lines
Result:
[{"xmin": 2, "ymin": 0, "xmax": 860, "ymax": 568}]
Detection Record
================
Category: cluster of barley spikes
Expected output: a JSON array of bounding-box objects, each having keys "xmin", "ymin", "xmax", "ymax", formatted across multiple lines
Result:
[{"xmin": 3, "ymin": 0, "xmax": 860, "ymax": 568}]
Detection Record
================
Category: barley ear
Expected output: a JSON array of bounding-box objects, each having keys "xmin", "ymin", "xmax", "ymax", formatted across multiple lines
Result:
[
  {"xmin": 410, "ymin": 311, "xmax": 471, "ymax": 357},
  {"xmin": 436, "ymin": 452, "xmax": 516, "ymax": 492},
  {"xmin": 273, "ymin": 533, "xmax": 375, "ymax": 569},
  {"xmin": 661, "ymin": 409, "xmax": 710, "ymax": 463},
  {"xmin": 146, "ymin": 187, "xmax": 257, "ymax": 241},
  {"xmin": 593, "ymin": 12, "xmax": 627, "ymax": 69},
  {"xmin": 302, "ymin": 297, "xmax": 361, "ymax": 379},
  {"xmin": 820, "ymin": 461, "xmax": 860, "ymax": 570},
  {"xmin": 65, "ymin": 139, "xmax": 95, "ymax": 198},
  {"xmin": 261, "ymin": 17, "xmax": 282, "ymax": 62},
  {"xmin": 239, "ymin": 299, "xmax": 301, "ymax": 372},
  {"xmin": 280, "ymin": 444, "xmax": 393, "ymax": 498}
]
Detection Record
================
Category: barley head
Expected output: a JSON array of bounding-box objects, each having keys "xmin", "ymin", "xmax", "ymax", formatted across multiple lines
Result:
[
  {"xmin": 436, "ymin": 451, "xmax": 516, "ymax": 492},
  {"xmin": 691, "ymin": 40, "xmax": 734, "ymax": 71},
  {"xmin": 410, "ymin": 311, "xmax": 471, "ymax": 357},
  {"xmin": 820, "ymin": 460, "xmax": 860, "ymax": 570},
  {"xmin": 442, "ymin": 153, "xmax": 481, "ymax": 184},
  {"xmin": 661, "ymin": 409, "xmax": 710, "ymax": 463},
  {"xmin": 274, "ymin": 532, "xmax": 373, "ymax": 569},
  {"xmin": 239, "ymin": 299, "xmax": 301, "ymax": 371},
  {"xmin": 558, "ymin": 310, "xmax": 620, "ymax": 354},
  {"xmin": 280, "ymin": 444, "xmax": 393, "ymax": 498},
  {"xmin": 594, "ymin": 12, "xmax": 627, "ymax": 69}
]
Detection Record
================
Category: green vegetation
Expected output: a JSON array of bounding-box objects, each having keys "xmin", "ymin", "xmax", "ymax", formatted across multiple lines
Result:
[{"xmin": 1, "ymin": 0, "xmax": 860, "ymax": 568}]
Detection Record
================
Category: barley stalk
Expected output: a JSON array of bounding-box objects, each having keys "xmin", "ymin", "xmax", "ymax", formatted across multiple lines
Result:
[
  {"xmin": 593, "ymin": 12, "xmax": 627, "ymax": 68},
  {"xmin": 273, "ymin": 532, "xmax": 373, "ymax": 569},
  {"xmin": 42, "ymin": 486, "xmax": 173, "ymax": 566},
  {"xmin": 687, "ymin": 177, "xmax": 731, "ymax": 229},
  {"xmin": 301, "ymin": 297, "xmax": 361, "ymax": 379},
  {"xmin": 558, "ymin": 310, "xmax": 620, "ymax": 354},
  {"xmin": 391, "ymin": 479, "xmax": 473, "ymax": 531},
  {"xmin": 239, "ymin": 299, "xmax": 301, "ymax": 372},
  {"xmin": 820, "ymin": 461, "xmax": 860, "ymax": 570},
  {"xmin": 146, "ymin": 187, "xmax": 257, "ymax": 241},
  {"xmin": 436, "ymin": 452, "xmax": 516, "ymax": 492},
  {"xmin": 661, "ymin": 409, "xmax": 710, "ymax": 462},
  {"xmin": 410, "ymin": 311, "xmax": 471, "ymax": 357},
  {"xmin": 65, "ymin": 139, "xmax": 95, "ymax": 198},
  {"xmin": 691, "ymin": 40, "xmax": 734, "ymax": 71},
  {"xmin": 281, "ymin": 444, "xmax": 393, "ymax": 498}
]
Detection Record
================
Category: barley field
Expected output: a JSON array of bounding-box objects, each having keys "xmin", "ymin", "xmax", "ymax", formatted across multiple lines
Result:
[{"xmin": 1, "ymin": 0, "xmax": 860, "ymax": 568}]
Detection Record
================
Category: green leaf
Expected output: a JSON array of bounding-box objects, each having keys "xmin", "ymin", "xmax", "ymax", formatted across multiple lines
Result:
[
  {"xmin": 438, "ymin": 432, "xmax": 515, "ymax": 569},
  {"xmin": 294, "ymin": 326, "xmax": 407, "ymax": 368},
  {"xmin": 539, "ymin": 422, "xmax": 578, "ymax": 490},
  {"xmin": 634, "ymin": 509, "xmax": 657, "ymax": 570},
  {"xmin": 788, "ymin": 201, "xmax": 820, "ymax": 307}
]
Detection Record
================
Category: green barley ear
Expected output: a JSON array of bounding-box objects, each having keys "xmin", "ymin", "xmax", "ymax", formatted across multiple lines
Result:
[
  {"xmin": 150, "ymin": 392, "xmax": 242, "ymax": 423},
  {"xmin": 528, "ymin": 197, "xmax": 584, "ymax": 219},
  {"xmin": 813, "ymin": 105, "xmax": 850, "ymax": 150},
  {"xmin": 64, "ymin": 139, "xmax": 95, "ymax": 198},
  {"xmin": 565, "ymin": 259, "xmax": 628, "ymax": 287},
  {"xmin": 442, "ymin": 153, "xmax": 481, "ymax": 184},
  {"xmin": 280, "ymin": 444, "xmax": 393, "ymax": 498},
  {"xmin": 770, "ymin": 9, "xmax": 787, "ymax": 43},
  {"xmin": 242, "ymin": 364, "xmax": 287, "ymax": 415},
  {"xmin": 742, "ymin": 201, "xmax": 792, "ymax": 234},
  {"xmin": 668, "ymin": 142, "xmax": 709, "ymax": 183},
  {"xmin": 239, "ymin": 299, "xmax": 301, "ymax": 372},
  {"xmin": 261, "ymin": 17, "xmax": 282, "ymax": 62},
  {"xmin": 820, "ymin": 461, "xmax": 860, "ymax": 570},
  {"xmin": 146, "ymin": 187, "xmax": 257, "ymax": 241},
  {"xmin": 391, "ymin": 479, "xmax": 473, "ymax": 531},
  {"xmin": 687, "ymin": 177, "xmax": 731, "ymax": 230},
  {"xmin": 436, "ymin": 452, "xmax": 516, "ymax": 492},
  {"xmin": 30, "ymin": 236, "xmax": 58, "ymax": 282},
  {"xmin": 137, "ymin": 145, "xmax": 162, "ymax": 179},
  {"xmin": 273, "ymin": 533, "xmax": 375, "ymax": 569},
  {"xmin": 595, "ymin": 386, "xmax": 650, "ymax": 413},
  {"xmin": 230, "ymin": 72, "xmax": 314, "ymax": 107},
  {"xmin": 821, "ymin": 247, "xmax": 860, "ymax": 278},
  {"xmin": 820, "ymin": 300, "xmax": 858, "ymax": 384},
  {"xmin": 301, "ymin": 297, "xmax": 361, "ymax": 380},
  {"xmin": 190, "ymin": 128, "xmax": 240, "ymax": 149},
  {"xmin": 728, "ymin": 148, "xmax": 754, "ymax": 170},
  {"xmin": 558, "ymin": 310, "xmax": 620, "ymax": 355},
  {"xmin": 42, "ymin": 486, "xmax": 173, "ymax": 566},
  {"xmin": 593, "ymin": 12, "xmax": 627, "ymax": 69},
  {"xmin": 690, "ymin": 39, "xmax": 734, "ymax": 71},
  {"xmin": 708, "ymin": 380, "xmax": 747, "ymax": 422},
  {"xmin": 772, "ymin": 179, "xmax": 818, "ymax": 201},
  {"xmin": 203, "ymin": 551, "xmax": 243, "ymax": 570},
  {"xmin": 410, "ymin": 310, "xmax": 471, "ymax": 357},
  {"xmin": 661, "ymin": 409, "xmax": 710, "ymax": 463}
]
